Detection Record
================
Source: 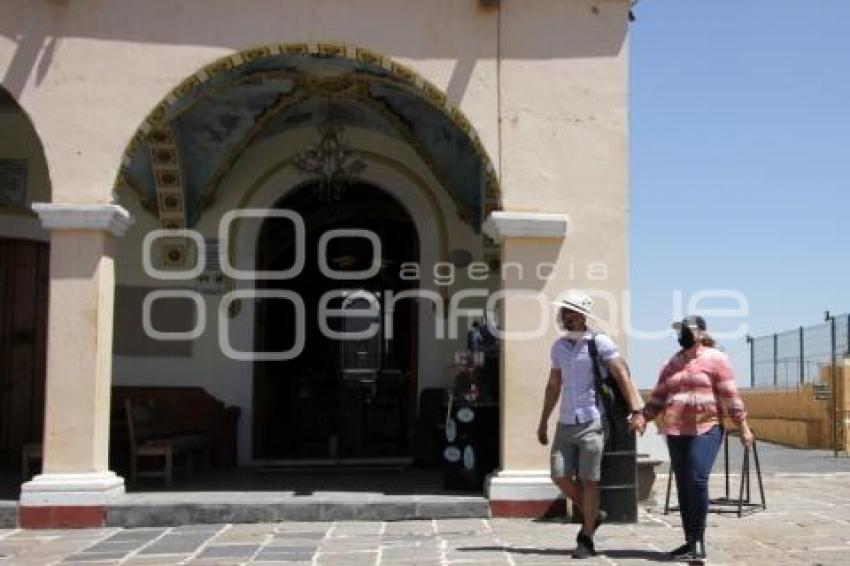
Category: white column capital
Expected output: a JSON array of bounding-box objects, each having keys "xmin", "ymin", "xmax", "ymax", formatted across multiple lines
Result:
[
  {"xmin": 31, "ymin": 203, "xmax": 134, "ymax": 237},
  {"xmin": 20, "ymin": 472, "xmax": 125, "ymax": 506},
  {"xmin": 483, "ymin": 211, "xmax": 568, "ymax": 242}
]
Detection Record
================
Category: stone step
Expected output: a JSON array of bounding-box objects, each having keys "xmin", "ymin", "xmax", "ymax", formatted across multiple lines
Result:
[
  {"xmin": 105, "ymin": 498, "xmax": 490, "ymax": 527},
  {"xmin": 0, "ymin": 503, "xmax": 16, "ymax": 528}
]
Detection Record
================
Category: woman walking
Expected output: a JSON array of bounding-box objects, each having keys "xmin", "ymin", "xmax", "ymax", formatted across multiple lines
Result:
[{"xmin": 630, "ymin": 315, "xmax": 754, "ymax": 562}]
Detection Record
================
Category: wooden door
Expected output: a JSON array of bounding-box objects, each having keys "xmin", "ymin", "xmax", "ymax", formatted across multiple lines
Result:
[{"xmin": 0, "ymin": 238, "xmax": 49, "ymax": 470}]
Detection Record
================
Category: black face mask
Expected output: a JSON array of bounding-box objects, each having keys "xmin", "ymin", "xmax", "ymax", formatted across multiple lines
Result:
[{"xmin": 678, "ymin": 326, "xmax": 696, "ymax": 349}]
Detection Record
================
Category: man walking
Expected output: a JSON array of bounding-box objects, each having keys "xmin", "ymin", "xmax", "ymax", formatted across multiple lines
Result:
[{"xmin": 537, "ymin": 290, "xmax": 643, "ymax": 558}]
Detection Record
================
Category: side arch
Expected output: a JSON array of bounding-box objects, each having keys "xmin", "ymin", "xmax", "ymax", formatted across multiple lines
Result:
[{"xmin": 0, "ymin": 86, "xmax": 52, "ymax": 241}]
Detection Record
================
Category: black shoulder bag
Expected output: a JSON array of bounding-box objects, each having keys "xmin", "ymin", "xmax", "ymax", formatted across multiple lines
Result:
[{"xmin": 588, "ymin": 333, "xmax": 634, "ymax": 449}]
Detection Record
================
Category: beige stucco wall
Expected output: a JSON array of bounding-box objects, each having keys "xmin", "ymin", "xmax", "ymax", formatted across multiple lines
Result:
[
  {"xmin": 735, "ymin": 386, "xmax": 833, "ymax": 449},
  {"xmin": 730, "ymin": 363, "xmax": 850, "ymax": 453},
  {"xmin": 498, "ymin": 1, "xmax": 629, "ymax": 471},
  {"xmin": 2, "ymin": 0, "xmax": 630, "ymax": 474}
]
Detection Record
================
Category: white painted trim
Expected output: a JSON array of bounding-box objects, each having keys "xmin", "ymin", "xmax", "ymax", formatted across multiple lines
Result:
[
  {"xmin": 31, "ymin": 203, "xmax": 134, "ymax": 237},
  {"xmin": 485, "ymin": 470, "xmax": 561, "ymax": 501},
  {"xmin": 20, "ymin": 472, "xmax": 125, "ymax": 506},
  {"xmin": 483, "ymin": 211, "xmax": 568, "ymax": 242}
]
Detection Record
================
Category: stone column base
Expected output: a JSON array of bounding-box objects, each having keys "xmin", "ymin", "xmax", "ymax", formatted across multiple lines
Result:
[
  {"xmin": 19, "ymin": 472, "xmax": 125, "ymax": 528},
  {"xmin": 486, "ymin": 470, "xmax": 566, "ymax": 517}
]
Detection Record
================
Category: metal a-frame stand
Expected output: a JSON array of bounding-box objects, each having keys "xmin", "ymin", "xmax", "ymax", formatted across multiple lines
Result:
[{"xmin": 665, "ymin": 429, "xmax": 766, "ymax": 518}]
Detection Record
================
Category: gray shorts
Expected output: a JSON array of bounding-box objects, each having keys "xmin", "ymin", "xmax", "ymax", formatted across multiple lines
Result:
[{"xmin": 550, "ymin": 418, "xmax": 605, "ymax": 482}]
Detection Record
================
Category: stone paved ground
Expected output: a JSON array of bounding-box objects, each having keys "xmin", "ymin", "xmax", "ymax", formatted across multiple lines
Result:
[{"xmin": 0, "ymin": 472, "xmax": 849, "ymax": 565}]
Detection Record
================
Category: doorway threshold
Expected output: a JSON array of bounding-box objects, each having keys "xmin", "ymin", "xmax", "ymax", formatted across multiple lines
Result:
[
  {"xmin": 250, "ymin": 457, "xmax": 413, "ymax": 468},
  {"xmin": 108, "ymin": 468, "xmax": 488, "ymax": 527}
]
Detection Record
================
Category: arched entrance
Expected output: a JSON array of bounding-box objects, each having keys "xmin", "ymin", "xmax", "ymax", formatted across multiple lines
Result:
[
  {"xmin": 111, "ymin": 42, "xmax": 503, "ymax": 478},
  {"xmin": 0, "ymin": 86, "xmax": 51, "ymax": 494},
  {"xmin": 253, "ymin": 182, "xmax": 418, "ymax": 462}
]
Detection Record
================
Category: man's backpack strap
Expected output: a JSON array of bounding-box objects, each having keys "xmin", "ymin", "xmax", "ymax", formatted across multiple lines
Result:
[{"xmin": 587, "ymin": 333, "xmax": 605, "ymax": 408}]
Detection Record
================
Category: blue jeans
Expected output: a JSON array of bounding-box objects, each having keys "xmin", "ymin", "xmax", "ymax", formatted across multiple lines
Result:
[{"xmin": 667, "ymin": 425, "xmax": 722, "ymax": 543}]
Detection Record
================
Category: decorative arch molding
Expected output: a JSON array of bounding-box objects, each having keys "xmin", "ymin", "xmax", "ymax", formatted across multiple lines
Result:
[{"xmin": 114, "ymin": 42, "xmax": 502, "ymax": 230}]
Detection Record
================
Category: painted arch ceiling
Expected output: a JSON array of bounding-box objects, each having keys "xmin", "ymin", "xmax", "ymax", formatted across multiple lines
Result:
[{"xmin": 121, "ymin": 51, "xmax": 495, "ymax": 232}]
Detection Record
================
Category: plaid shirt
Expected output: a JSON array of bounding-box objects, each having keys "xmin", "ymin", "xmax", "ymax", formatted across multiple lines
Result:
[{"xmin": 643, "ymin": 346, "xmax": 747, "ymax": 436}]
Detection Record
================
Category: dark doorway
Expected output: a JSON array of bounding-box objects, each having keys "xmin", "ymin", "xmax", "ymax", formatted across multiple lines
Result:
[
  {"xmin": 0, "ymin": 238, "xmax": 48, "ymax": 478},
  {"xmin": 253, "ymin": 183, "xmax": 419, "ymax": 462}
]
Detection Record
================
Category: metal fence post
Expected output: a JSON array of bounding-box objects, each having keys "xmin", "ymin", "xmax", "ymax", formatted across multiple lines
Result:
[
  {"xmin": 799, "ymin": 326, "xmax": 805, "ymax": 385},
  {"xmin": 746, "ymin": 335, "xmax": 755, "ymax": 387},
  {"xmin": 773, "ymin": 333, "xmax": 778, "ymax": 387},
  {"xmin": 826, "ymin": 312, "xmax": 838, "ymax": 458}
]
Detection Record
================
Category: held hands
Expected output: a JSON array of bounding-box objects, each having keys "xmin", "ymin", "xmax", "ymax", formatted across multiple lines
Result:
[{"xmin": 628, "ymin": 412, "xmax": 647, "ymax": 436}]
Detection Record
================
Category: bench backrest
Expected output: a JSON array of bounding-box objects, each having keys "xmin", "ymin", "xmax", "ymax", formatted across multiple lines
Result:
[
  {"xmin": 113, "ymin": 386, "xmax": 240, "ymax": 467},
  {"xmin": 124, "ymin": 398, "xmax": 179, "ymax": 450}
]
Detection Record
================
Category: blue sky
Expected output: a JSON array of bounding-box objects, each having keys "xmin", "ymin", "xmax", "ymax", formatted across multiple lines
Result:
[{"xmin": 628, "ymin": 0, "xmax": 850, "ymax": 388}]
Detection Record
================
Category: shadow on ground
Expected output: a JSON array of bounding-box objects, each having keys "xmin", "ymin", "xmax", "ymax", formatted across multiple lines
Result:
[{"xmin": 458, "ymin": 545, "xmax": 670, "ymax": 562}]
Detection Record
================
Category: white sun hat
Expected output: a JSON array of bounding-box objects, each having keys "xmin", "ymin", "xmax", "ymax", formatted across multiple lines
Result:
[{"xmin": 551, "ymin": 289, "xmax": 599, "ymax": 320}]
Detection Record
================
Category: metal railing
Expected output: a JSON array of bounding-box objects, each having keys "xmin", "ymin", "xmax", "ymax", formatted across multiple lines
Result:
[
  {"xmin": 747, "ymin": 313, "xmax": 849, "ymax": 388},
  {"xmin": 747, "ymin": 312, "xmax": 849, "ymax": 457}
]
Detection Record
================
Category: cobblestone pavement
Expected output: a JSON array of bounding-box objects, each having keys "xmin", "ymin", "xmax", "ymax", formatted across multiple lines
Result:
[{"xmin": 1, "ymin": 472, "xmax": 849, "ymax": 565}]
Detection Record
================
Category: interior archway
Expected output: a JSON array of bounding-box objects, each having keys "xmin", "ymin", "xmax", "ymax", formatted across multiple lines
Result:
[{"xmin": 253, "ymin": 182, "xmax": 418, "ymax": 462}]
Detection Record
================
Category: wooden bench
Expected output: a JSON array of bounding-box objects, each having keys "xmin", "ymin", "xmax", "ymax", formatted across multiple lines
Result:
[
  {"xmin": 124, "ymin": 398, "xmax": 211, "ymax": 485},
  {"xmin": 19, "ymin": 387, "xmax": 239, "ymax": 484},
  {"xmin": 112, "ymin": 386, "xmax": 240, "ymax": 485}
]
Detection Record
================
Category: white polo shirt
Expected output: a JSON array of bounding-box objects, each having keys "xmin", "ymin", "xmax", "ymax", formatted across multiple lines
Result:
[{"xmin": 550, "ymin": 332, "xmax": 620, "ymax": 425}]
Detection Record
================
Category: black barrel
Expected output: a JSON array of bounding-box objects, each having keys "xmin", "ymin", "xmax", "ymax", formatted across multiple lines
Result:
[{"xmin": 599, "ymin": 426, "xmax": 637, "ymax": 522}]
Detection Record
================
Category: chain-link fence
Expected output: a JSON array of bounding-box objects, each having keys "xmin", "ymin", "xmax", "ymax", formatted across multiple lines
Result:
[{"xmin": 749, "ymin": 314, "xmax": 850, "ymax": 388}]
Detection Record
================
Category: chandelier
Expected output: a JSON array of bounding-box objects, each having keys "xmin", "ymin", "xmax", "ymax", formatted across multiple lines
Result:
[{"xmin": 293, "ymin": 106, "xmax": 365, "ymax": 201}]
